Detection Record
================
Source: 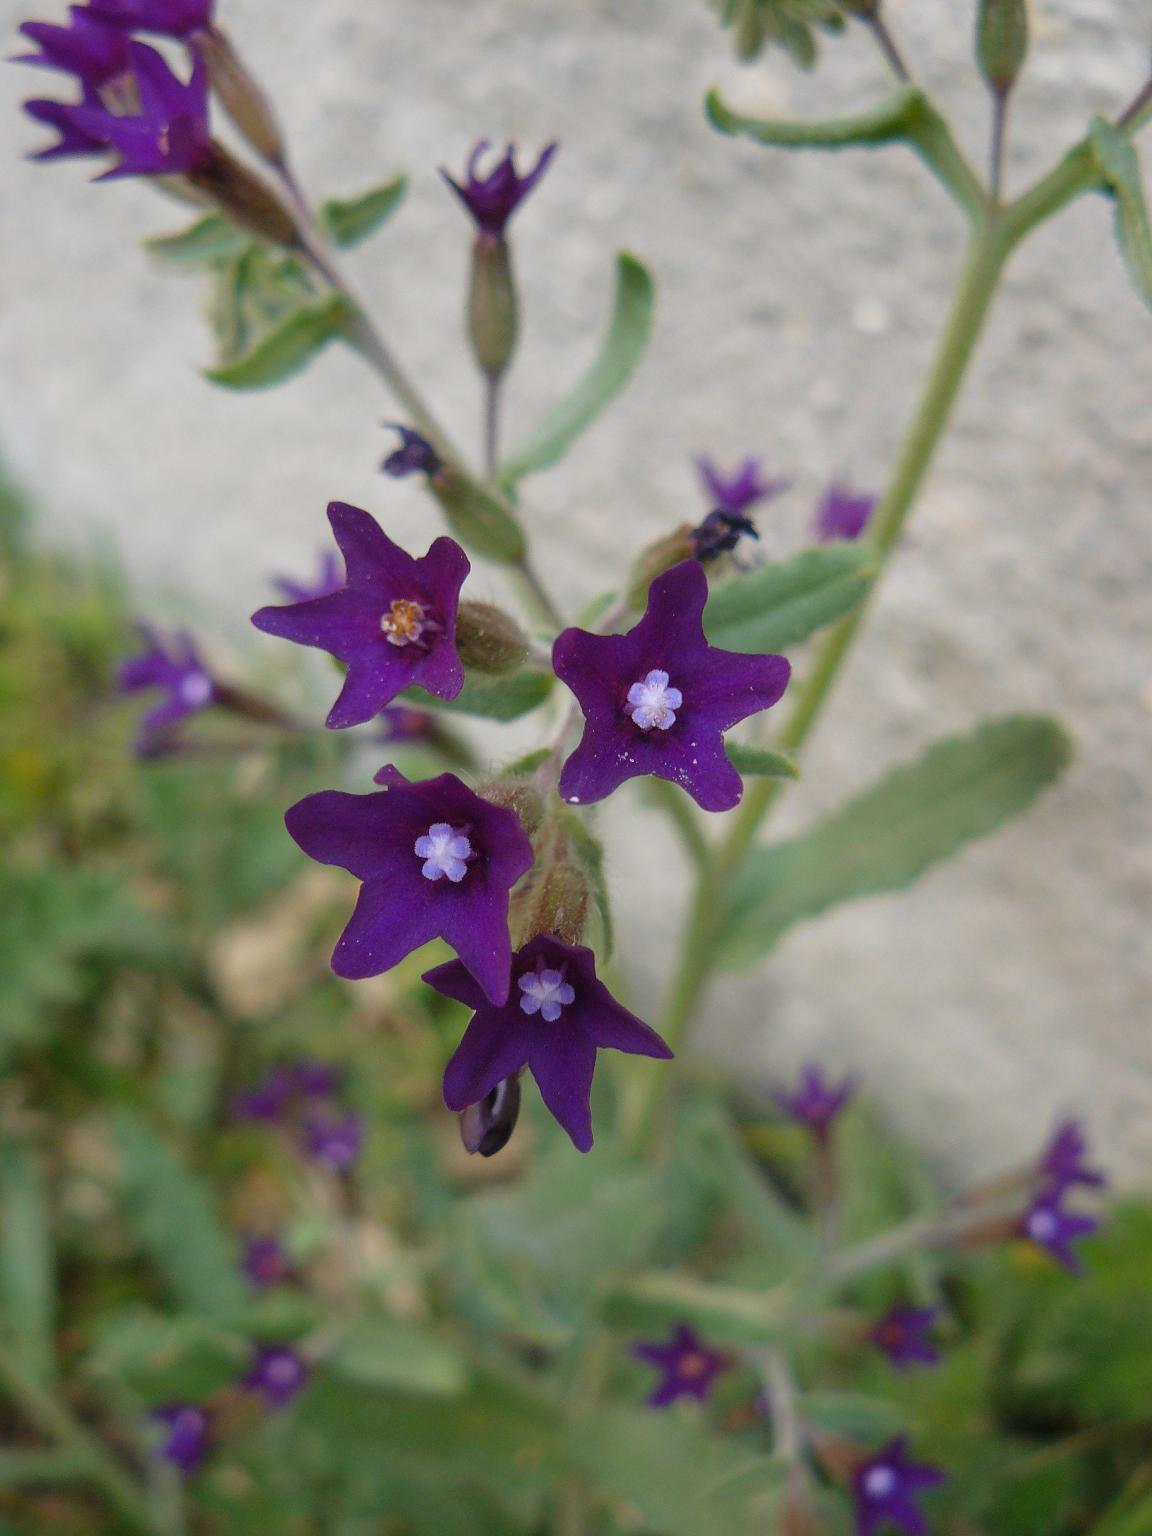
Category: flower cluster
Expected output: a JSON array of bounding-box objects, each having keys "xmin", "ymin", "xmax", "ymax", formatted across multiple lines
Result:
[
  {"xmin": 153, "ymin": 1340, "xmax": 309, "ymax": 1477},
  {"xmin": 232, "ymin": 1056, "xmax": 363, "ymax": 1173}
]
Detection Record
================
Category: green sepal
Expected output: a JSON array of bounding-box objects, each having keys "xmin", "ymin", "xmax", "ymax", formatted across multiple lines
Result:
[
  {"xmin": 428, "ymin": 469, "xmax": 526, "ymax": 565},
  {"xmin": 405, "ymin": 669, "xmax": 553, "ymax": 722},
  {"xmin": 319, "ymin": 174, "xmax": 408, "ymax": 248},
  {"xmin": 204, "ymin": 291, "xmax": 351, "ymax": 389}
]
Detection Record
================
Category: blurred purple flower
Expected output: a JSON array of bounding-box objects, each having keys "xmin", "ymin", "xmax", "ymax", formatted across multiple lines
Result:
[
  {"xmin": 381, "ymin": 424, "xmax": 443, "ymax": 480},
  {"xmin": 23, "ymin": 93, "xmax": 109, "ymax": 159},
  {"xmin": 426, "ymin": 936, "xmax": 671, "ymax": 1153},
  {"xmin": 302, "ymin": 1112, "xmax": 363, "ymax": 1171},
  {"xmin": 241, "ymin": 1235, "xmax": 289, "ymax": 1290},
  {"xmin": 1020, "ymin": 1186, "xmax": 1100, "ymax": 1274},
  {"xmin": 271, "ymin": 549, "xmax": 343, "ymax": 605},
  {"xmin": 776, "ymin": 1065, "xmax": 856, "ymax": 1144},
  {"xmin": 14, "ymin": 7, "xmax": 129, "ymax": 84},
  {"xmin": 696, "ymin": 455, "xmax": 788, "ymax": 516},
  {"xmin": 868, "ymin": 1307, "xmax": 941, "ymax": 1371},
  {"xmin": 242, "ymin": 1344, "xmax": 309, "ymax": 1409},
  {"xmin": 152, "ymin": 1404, "xmax": 210, "ymax": 1475},
  {"xmin": 815, "ymin": 484, "xmax": 877, "ymax": 543},
  {"xmin": 553, "ymin": 560, "xmax": 790, "ymax": 813},
  {"xmin": 87, "ymin": 0, "xmax": 214, "ymax": 38},
  {"xmin": 70, "ymin": 42, "xmax": 212, "ymax": 178},
  {"xmin": 231, "ymin": 1066, "xmax": 297, "ymax": 1124},
  {"xmin": 1037, "ymin": 1119, "xmax": 1106, "ymax": 1196},
  {"xmin": 852, "ymin": 1438, "xmax": 944, "ymax": 1536},
  {"xmin": 441, "ymin": 140, "xmax": 557, "ymax": 236},
  {"xmin": 118, "ymin": 623, "xmax": 217, "ymax": 749},
  {"xmin": 632, "ymin": 1323, "xmax": 731, "ymax": 1408}
]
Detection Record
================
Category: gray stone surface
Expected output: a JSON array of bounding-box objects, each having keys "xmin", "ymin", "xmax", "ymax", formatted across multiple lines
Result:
[{"xmin": 2, "ymin": 0, "xmax": 1150, "ymax": 1182}]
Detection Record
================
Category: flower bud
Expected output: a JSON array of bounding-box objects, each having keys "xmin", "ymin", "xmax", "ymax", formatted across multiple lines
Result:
[
  {"xmin": 627, "ymin": 526, "xmax": 694, "ymax": 609},
  {"xmin": 427, "ymin": 465, "xmax": 526, "ymax": 565},
  {"xmin": 468, "ymin": 233, "xmax": 519, "ymax": 379},
  {"xmin": 460, "ymin": 1074, "xmax": 521, "ymax": 1157},
  {"xmin": 473, "ymin": 779, "xmax": 546, "ymax": 839},
  {"xmin": 193, "ymin": 25, "xmax": 284, "ymax": 166},
  {"xmin": 189, "ymin": 143, "xmax": 300, "ymax": 248},
  {"xmin": 454, "ymin": 601, "xmax": 528, "ymax": 675},
  {"xmin": 520, "ymin": 861, "xmax": 590, "ymax": 947},
  {"xmin": 976, "ymin": 0, "xmax": 1028, "ymax": 96}
]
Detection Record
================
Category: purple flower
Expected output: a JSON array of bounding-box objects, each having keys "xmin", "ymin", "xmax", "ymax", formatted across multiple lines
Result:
[
  {"xmin": 242, "ymin": 1344, "xmax": 309, "ymax": 1409},
  {"xmin": 251, "ymin": 502, "xmax": 469, "ymax": 730},
  {"xmin": 271, "ymin": 549, "xmax": 343, "ymax": 605},
  {"xmin": 152, "ymin": 1404, "xmax": 210, "ymax": 1476},
  {"xmin": 696, "ymin": 455, "xmax": 788, "ymax": 516},
  {"xmin": 285, "ymin": 772, "xmax": 533, "ymax": 1003},
  {"xmin": 632, "ymin": 1323, "xmax": 731, "ymax": 1409},
  {"xmin": 70, "ymin": 42, "xmax": 211, "ymax": 178},
  {"xmin": 241, "ymin": 1235, "xmax": 289, "ymax": 1290},
  {"xmin": 1020, "ymin": 1186, "xmax": 1100, "ymax": 1274},
  {"xmin": 231, "ymin": 1066, "xmax": 297, "ymax": 1123},
  {"xmin": 14, "ymin": 8, "xmax": 129, "ymax": 85},
  {"xmin": 118, "ymin": 623, "xmax": 217, "ymax": 747},
  {"xmin": 425, "ymin": 935, "xmax": 672, "ymax": 1153},
  {"xmin": 86, "ymin": 0, "xmax": 214, "ymax": 38},
  {"xmin": 302, "ymin": 1112, "xmax": 363, "ymax": 1171},
  {"xmin": 776, "ymin": 1065, "xmax": 856, "ymax": 1144},
  {"xmin": 441, "ymin": 140, "xmax": 557, "ymax": 236},
  {"xmin": 869, "ymin": 1307, "xmax": 941, "ymax": 1371},
  {"xmin": 552, "ymin": 560, "xmax": 791, "ymax": 813},
  {"xmin": 816, "ymin": 484, "xmax": 877, "ymax": 543},
  {"xmin": 689, "ymin": 508, "xmax": 760, "ymax": 562},
  {"xmin": 382, "ymin": 425, "xmax": 443, "ymax": 480},
  {"xmin": 1037, "ymin": 1119, "xmax": 1106, "ymax": 1195},
  {"xmin": 852, "ymin": 1438, "xmax": 944, "ymax": 1536},
  {"xmin": 290, "ymin": 1057, "xmax": 344, "ymax": 1099},
  {"xmin": 22, "ymin": 93, "xmax": 109, "ymax": 159},
  {"xmin": 377, "ymin": 705, "xmax": 435, "ymax": 745}
]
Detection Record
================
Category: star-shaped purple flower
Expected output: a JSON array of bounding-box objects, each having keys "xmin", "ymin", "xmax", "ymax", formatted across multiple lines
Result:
[
  {"xmin": 252, "ymin": 502, "xmax": 469, "ymax": 730},
  {"xmin": 152, "ymin": 1404, "xmax": 211, "ymax": 1475},
  {"xmin": 816, "ymin": 484, "xmax": 877, "ymax": 543},
  {"xmin": 87, "ymin": 0, "xmax": 214, "ymax": 38},
  {"xmin": 425, "ymin": 935, "xmax": 672, "ymax": 1152},
  {"xmin": 852, "ymin": 1438, "xmax": 944, "ymax": 1536},
  {"xmin": 271, "ymin": 549, "xmax": 343, "ymax": 605},
  {"xmin": 242, "ymin": 1344, "xmax": 309, "ymax": 1409},
  {"xmin": 441, "ymin": 140, "xmax": 557, "ymax": 236},
  {"xmin": 286, "ymin": 771, "xmax": 534, "ymax": 1004},
  {"xmin": 241, "ymin": 1235, "xmax": 289, "ymax": 1290},
  {"xmin": 118, "ymin": 623, "xmax": 217, "ymax": 747},
  {"xmin": 71, "ymin": 42, "xmax": 211, "ymax": 178},
  {"xmin": 776, "ymin": 1065, "xmax": 857, "ymax": 1145},
  {"xmin": 23, "ymin": 93, "xmax": 109, "ymax": 159},
  {"xmin": 553, "ymin": 560, "xmax": 790, "ymax": 813},
  {"xmin": 1020, "ymin": 1186, "xmax": 1100, "ymax": 1274},
  {"xmin": 696, "ymin": 455, "xmax": 789, "ymax": 516},
  {"xmin": 632, "ymin": 1323, "xmax": 731, "ymax": 1409},
  {"xmin": 1037, "ymin": 1119, "xmax": 1106, "ymax": 1195},
  {"xmin": 381, "ymin": 424, "xmax": 443, "ymax": 480},
  {"xmin": 868, "ymin": 1307, "xmax": 941, "ymax": 1371},
  {"xmin": 302, "ymin": 1112, "xmax": 363, "ymax": 1171},
  {"xmin": 14, "ymin": 8, "xmax": 129, "ymax": 85}
]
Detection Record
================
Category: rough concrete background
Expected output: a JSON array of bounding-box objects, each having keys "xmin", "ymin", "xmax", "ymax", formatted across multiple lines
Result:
[{"xmin": 2, "ymin": 0, "xmax": 1150, "ymax": 1182}]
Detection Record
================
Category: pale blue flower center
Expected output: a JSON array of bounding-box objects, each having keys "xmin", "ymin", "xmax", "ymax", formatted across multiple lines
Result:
[
  {"xmin": 1027, "ymin": 1207, "xmax": 1058, "ymax": 1243},
  {"xmin": 178, "ymin": 671, "xmax": 213, "ymax": 707},
  {"xmin": 863, "ymin": 1466, "xmax": 898, "ymax": 1500},
  {"xmin": 627, "ymin": 669, "xmax": 682, "ymax": 730},
  {"xmin": 518, "ymin": 968, "xmax": 575, "ymax": 1022},
  {"xmin": 414, "ymin": 822, "xmax": 472, "ymax": 882}
]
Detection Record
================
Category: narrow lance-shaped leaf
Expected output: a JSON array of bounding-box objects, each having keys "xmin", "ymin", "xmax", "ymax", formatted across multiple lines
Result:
[
  {"xmin": 145, "ymin": 212, "xmax": 249, "ymax": 265},
  {"xmin": 704, "ymin": 544, "xmax": 874, "ymax": 654},
  {"xmin": 1089, "ymin": 118, "xmax": 1152, "ymax": 313},
  {"xmin": 717, "ymin": 715, "xmax": 1072, "ymax": 968},
  {"xmin": 498, "ymin": 252, "xmax": 655, "ymax": 487},
  {"xmin": 205, "ymin": 291, "xmax": 351, "ymax": 390},
  {"xmin": 320, "ymin": 174, "xmax": 408, "ymax": 249},
  {"xmin": 405, "ymin": 668, "xmax": 552, "ymax": 721},
  {"xmin": 0, "ymin": 1143, "xmax": 56, "ymax": 1385},
  {"xmin": 324, "ymin": 1319, "xmax": 469, "ymax": 1398},
  {"xmin": 707, "ymin": 84, "xmax": 925, "ymax": 151},
  {"xmin": 726, "ymin": 743, "xmax": 799, "ymax": 778}
]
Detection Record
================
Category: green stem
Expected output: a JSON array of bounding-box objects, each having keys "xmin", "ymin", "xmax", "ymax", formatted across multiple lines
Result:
[
  {"xmin": 631, "ymin": 219, "xmax": 1013, "ymax": 1152},
  {"xmin": 0, "ymin": 1339, "xmax": 158, "ymax": 1534}
]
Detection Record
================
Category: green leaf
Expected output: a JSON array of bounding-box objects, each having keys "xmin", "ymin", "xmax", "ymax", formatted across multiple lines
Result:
[
  {"xmin": 704, "ymin": 545, "xmax": 873, "ymax": 655},
  {"xmin": 325, "ymin": 1319, "xmax": 469, "ymax": 1398},
  {"xmin": 726, "ymin": 743, "xmax": 799, "ymax": 778},
  {"xmin": 803, "ymin": 1392, "xmax": 907, "ymax": 1442},
  {"xmin": 705, "ymin": 0, "xmax": 844, "ymax": 67},
  {"xmin": 85, "ymin": 1310, "xmax": 245, "ymax": 1402},
  {"xmin": 110, "ymin": 1110, "xmax": 249, "ymax": 1317},
  {"xmin": 1090, "ymin": 118, "xmax": 1152, "ymax": 312},
  {"xmin": 707, "ymin": 84, "xmax": 925, "ymax": 150},
  {"xmin": 320, "ymin": 174, "xmax": 408, "ymax": 248},
  {"xmin": 602, "ymin": 1271, "xmax": 797, "ymax": 1345},
  {"xmin": 0, "ymin": 1144, "xmax": 55, "ymax": 1384},
  {"xmin": 205, "ymin": 291, "xmax": 350, "ymax": 389},
  {"xmin": 718, "ymin": 715, "xmax": 1072, "ymax": 967},
  {"xmin": 428, "ymin": 472, "xmax": 526, "ymax": 564},
  {"xmin": 412, "ymin": 668, "xmax": 553, "ymax": 721},
  {"xmin": 145, "ymin": 213, "xmax": 249, "ymax": 265},
  {"xmin": 499, "ymin": 253, "xmax": 655, "ymax": 487}
]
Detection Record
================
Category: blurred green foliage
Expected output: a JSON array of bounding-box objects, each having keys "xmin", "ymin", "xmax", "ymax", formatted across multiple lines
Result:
[{"xmin": 0, "ymin": 466, "xmax": 1149, "ymax": 1535}]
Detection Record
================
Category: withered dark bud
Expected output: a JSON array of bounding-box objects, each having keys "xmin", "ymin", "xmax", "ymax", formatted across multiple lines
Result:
[
  {"xmin": 454, "ymin": 600, "xmax": 529, "ymax": 675},
  {"xmin": 460, "ymin": 1074, "xmax": 521, "ymax": 1157}
]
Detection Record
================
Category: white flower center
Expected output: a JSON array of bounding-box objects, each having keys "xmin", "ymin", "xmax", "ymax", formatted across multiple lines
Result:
[
  {"xmin": 381, "ymin": 597, "xmax": 433, "ymax": 648},
  {"xmin": 414, "ymin": 822, "xmax": 473, "ymax": 882},
  {"xmin": 264, "ymin": 1354, "xmax": 301, "ymax": 1387},
  {"xmin": 627, "ymin": 669, "xmax": 682, "ymax": 730},
  {"xmin": 178, "ymin": 672, "xmax": 213, "ymax": 707},
  {"xmin": 863, "ymin": 1466, "xmax": 898, "ymax": 1500},
  {"xmin": 518, "ymin": 968, "xmax": 575, "ymax": 1022},
  {"xmin": 1027, "ymin": 1207, "xmax": 1059, "ymax": 1242}
]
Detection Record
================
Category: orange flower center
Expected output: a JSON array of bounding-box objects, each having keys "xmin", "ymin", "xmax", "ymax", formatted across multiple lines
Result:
[{"xmin": 381, "ymin": 598, "xmax": 428, "ymax": 647}]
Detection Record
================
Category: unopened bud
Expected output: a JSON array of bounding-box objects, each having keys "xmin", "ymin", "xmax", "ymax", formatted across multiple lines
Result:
[
  {"xmin": 454, "ymin": 601, "xmax": 528, "ymax": 675},
  {"xmin": 523, "ymin": 861, "xmax": 590, "ymax": 947},
  {"xmin": 627, "ymin": 526, "xmax": 694, "ymax": 608},
  {"xmin": 460, "ymin": 1074, "xmax": 522, "ymax": 1157},
  {"xmin": 189, "ymin": 144, "xmax": 300, "ymax": 248},
  {"xmin": 474, "ymin": 778, "xmax": 545, "ymax": 839},
  {"xmin": 976, "ymin": 0, "xmax": 1029, "ymax": 95},
  {"xmin": 468, "ymin": 233, "xmax": 519, "ymax": 378},
  {"xmin": 193, "ymin": 25, "xmax": 285, "ymax": 166}
]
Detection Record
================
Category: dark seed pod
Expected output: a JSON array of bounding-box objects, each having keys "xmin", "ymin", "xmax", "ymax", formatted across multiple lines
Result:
[{"xmin": 460, "ymin": 1074, "xmax": 522, "ymax": 1157}]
